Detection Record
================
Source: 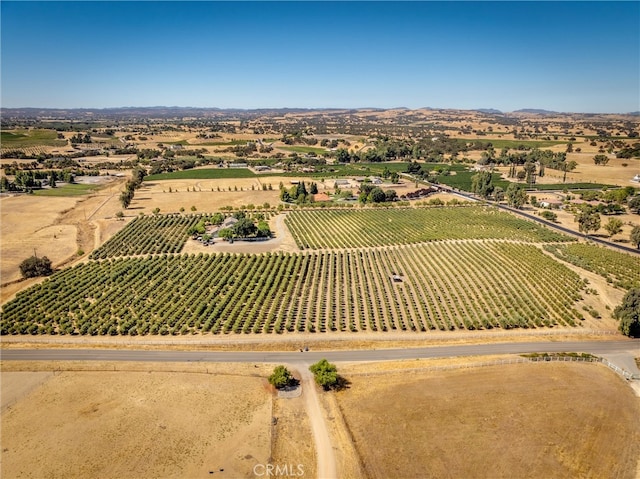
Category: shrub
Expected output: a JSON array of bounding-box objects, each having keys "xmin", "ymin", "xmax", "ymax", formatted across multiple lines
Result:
[{"xmin": 19, "ymin": 255, "xmax": 53, "ymax": 278}]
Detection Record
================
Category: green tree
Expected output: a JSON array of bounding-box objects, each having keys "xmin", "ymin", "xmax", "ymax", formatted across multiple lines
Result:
[
  {"xmin": 471, "ymin": 171, "xmax": 494, "ymax": 199},
  {"xmin": 309, "ymin": 359, "xmax": 339, "ymax": 390},
  {"xmin": 309, "ymin": 182, "xmax": 318, "ymax": 194},
  {"xmin": 232, "ymin": 218, "xmax": 257, "ymax": 238},
  {"xmin": 119, "ymin": 190, "xmax": 133, "ymax": 209},
  {"xmin": 603, "ymin": 217, "xmax": 623, "ymax": 237},
  {"xmin": 19, "ymin": 255, "xmax": 53, "ymax": 278},
  {"xmin": 493, "ymin": 186, "xmax": 505, "ymax": 202},
  {"xmin": 268, "ymin": 366, "xmax": 295, "ymax": 389},
  {"xmin": 505, "ymin": 183, "xmax": 527, "ymax": 209},
  {"xmin": 576, "ymin": 210, "xmax": 601, "ymax": 235},
  {"xmin": 613, "ymin": 288, "xmax": 640, "ymax": 337},
  {"xmin": 593, "ymin": 154, "xmax": 610, "ymax": 166},
  {"xmin": 257, "ymin": 221, "xmax": 272, "ymax": 238},
  {"xmin": 218, "ymin": 228, "xmax": 233, "ymax": 241},
  {"xmin": 631, "ymin": 225, "xmax": 640, "ymax": 248},
  {"xmin": 628, "ymin": 196, "xmax": 640, "ymax": 214},
  {"xmin": 368, "ymin": 187, "xmax": 387, "ymax": 203}
]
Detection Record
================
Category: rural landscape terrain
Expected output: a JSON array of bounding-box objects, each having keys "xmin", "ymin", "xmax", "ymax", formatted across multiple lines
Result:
[{"xmin": 2, "ymin": 106, "xmax": 640, "ymax": 478}]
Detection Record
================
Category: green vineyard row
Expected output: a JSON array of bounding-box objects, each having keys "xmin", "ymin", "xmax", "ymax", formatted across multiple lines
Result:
[
  {"xmin": 544, "ymin": 243, "xmax": 640, "ymax": 290},
  {"xmin": 285, "ymin": 206, "xmax": 571, "ymax": 249},
  {"xmin": 2, "ymin": 242, "xmax": 586, "ymax": 336}
]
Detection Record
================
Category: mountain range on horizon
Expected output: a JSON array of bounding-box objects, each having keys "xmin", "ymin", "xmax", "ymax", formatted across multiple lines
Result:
[{"xmin": 1, "ymin": 106, "xmax": 637, "ymax": 119}]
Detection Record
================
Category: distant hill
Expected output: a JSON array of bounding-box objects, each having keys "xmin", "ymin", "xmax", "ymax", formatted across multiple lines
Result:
[
  {"xmin": 512, "ymin": 108, "xmax": 559, "ymax": 115},
  {"xmin": 474, "ymin": 108, "xmax": 503, "ymax": 115}
]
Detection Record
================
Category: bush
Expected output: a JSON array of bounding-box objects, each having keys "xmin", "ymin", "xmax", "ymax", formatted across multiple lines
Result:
[
  {"xmin": 268, "ymin": 365, "xmax": 296, "ymax": 389},
  {"xmin": 19, "ymin": 255, "xmax": 53, "ymax": 278},
  {"xmin": 309, "ymin": 359, "xmax": 339, "ymax": 390}
]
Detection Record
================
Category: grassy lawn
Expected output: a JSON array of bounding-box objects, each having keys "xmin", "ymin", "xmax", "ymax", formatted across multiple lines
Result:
[
  {"xmin": 278, "ymin": 145, "xmax": 329, "ymax": 155},
  {"xmin": 1, "ymin": 129, "xmax": 67, "ymax": 147},
  {"xmin": 33, "ymin": 183, "xmax": 99, "ymax": 196},
  {"xmin": 145, "ymin": 168, "xmax": 257, "ymax": 180},
  {"xmin": 460, "ymin": 139, "xmax": 567, "ymax": 149}
]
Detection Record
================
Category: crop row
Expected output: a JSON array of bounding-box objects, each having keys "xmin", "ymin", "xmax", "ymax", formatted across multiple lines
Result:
[
  {"xmin": 284, "ymin": 206, "xmax": 570, "ymax": 249},
  {"xmin": 2, "ymin": 242, "xmax": 586, "ymax": 336},
  {"xmin": 544, "ymin": 243, "xmax": 640, "ymax": 290}
]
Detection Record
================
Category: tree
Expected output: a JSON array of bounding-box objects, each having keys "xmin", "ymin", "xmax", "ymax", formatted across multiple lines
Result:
[
  {"xmin": 368, "ymin": 187, "xmax": 386, "ymax": 203},
  {"xmin": 218, "ymin": 228, "xmax": 233, "ymax": 241},
  {"xmin": 19, "ymin": 255, "xmax": 53, "ymax": 278},
  {"xmin": 505, "ymin": 183, "xmax": 527, "ymax": 209},
  {"xmin": 593, "ymin": 154, "xmax": 610, "ymax": 166},
  {"xmin": 603, "ymin": 217, "xmax": 623, "ymax": 237},
  {"xmin": 232, "ymin": 218, "xmax": 257, "ymax": 238},
  {"xmin": 628, "ymin": 196, "xmax": 640, "ymax": 214},
  {"xmin": 119, "ymin": 190, "xmax": 133, "ymax": 209},
  {"xmin": 493, "ymin": 186, "xmax": 504, "ymax": 202},
  {"xmin": 309, "ymin": 182, "xmax": 318, "ymax": 194},
  {"xmin": 631, "ymin": 225, "xmax": 640, "ymax": 248},
  {"xmin": 575, "ymin": 210, "xmax": 601, "ymax": 235},
  {"xmin": 471, "ymin": 171, "xmax": 494, "ymax": 199},
  {"xmin": 257, "ymin": 221, "xmax": 272, "ymax": 238},
  {"xmin": 268, "ymin": 366, "xmax": 295, "ymax": 389},
  {"xmin": 309, "ymin": 359, "xmax": 339, "ymax": 390},
  {"xmin": 613, "ymin": 288, "xmax": 640, "ymax": 337}
]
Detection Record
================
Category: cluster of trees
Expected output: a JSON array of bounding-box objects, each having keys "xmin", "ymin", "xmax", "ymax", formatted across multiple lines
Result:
[
  {"xmin": 358, "ymin": 183, "xmax": 397, "ymax": 204},
  {"xmin": 19, "ymin": 255, "xmax": 53, "ymax": 278},
  {"xmin": 268, "ymin": 360, "xmax": 344, "ymax": 391},
  {"xmin": 69, "ymin": 133, "xmax": 92, "ymax": 144},
  {"xmin": 119, "ymin": 168, "xmax": 145, "ymax": 209},
  {"xmin": 279, "ymin": 181, "xmax": 319, "ymax": 204},
  {"xmin": 593, "ymin": 154, "xmax": 610, "ymax": 166},
  {"xmin": 217, "ymin": 212, "xmax": 271, "ymax": 241}
]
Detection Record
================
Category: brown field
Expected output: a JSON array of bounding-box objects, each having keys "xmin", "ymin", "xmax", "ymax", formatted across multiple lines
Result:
[
  {"xmin": 1, "ymin": 364, "xmax": 273, "ymax": 479},
  {"xmin": 335, "ymin": 362, "xmax": 640, "ymax": 479},
  {"xmin": 3, "ymin": 359, "xmax": 639, "ymax": 479}
]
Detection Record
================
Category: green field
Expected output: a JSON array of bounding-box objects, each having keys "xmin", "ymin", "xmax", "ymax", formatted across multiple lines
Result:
[
  {"xmin": 278, "ymin": 145, "xmax": 329, "ymax": 155},
  {"xmin": 1, "ymin": 129, "xmax": 67, "ymax": 147},
  {"xmin": 285, "ymin": 206, "xmax": 570, "ymax": 249},
  {"xmin": 145, "ymin": 168, "xmax": 257, "ymax": 180},
  {"xmin": 32, "ymin": 183, "xmax": 99, "ymax": 197},
  {"xmin": 460, "ymin": 139, "xmax": 567, "ymax": 149}
]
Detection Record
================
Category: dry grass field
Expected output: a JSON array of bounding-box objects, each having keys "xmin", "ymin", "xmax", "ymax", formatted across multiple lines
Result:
[
  {"xmin": 335, "ymin": 362, "xmax": 640, "ymax": 479},
  {"xmin": 1, "ymin": 364, "xmax": 273, "ymax": 479}
]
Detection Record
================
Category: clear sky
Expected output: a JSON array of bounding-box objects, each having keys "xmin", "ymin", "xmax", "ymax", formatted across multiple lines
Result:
[{"xmin": 1, "ymin": 1, "xmax": 638, "ymax": 113}]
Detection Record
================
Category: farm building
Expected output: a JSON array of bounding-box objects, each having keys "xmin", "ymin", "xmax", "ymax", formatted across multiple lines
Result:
[
  {"xmin": 229, "ymin": 162, "xmax": 248, "ymax": 168},
  {"xmin": 313, "ymin": 193, "xmax": 331, "ymax": 202},
  {"xmin": 221, "ymin": 217, "xmax": 238, "ymax": 229}
]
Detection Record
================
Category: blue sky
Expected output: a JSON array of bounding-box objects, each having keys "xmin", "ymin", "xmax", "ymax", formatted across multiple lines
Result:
[{"xmin": 1, "ymin": 1, "xmax": 638, "ymax": 112}]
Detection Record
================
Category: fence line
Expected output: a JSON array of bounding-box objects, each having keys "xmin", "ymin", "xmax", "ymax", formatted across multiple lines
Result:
[{"xmin": 349, "ymin": 356, "xmax": 635, "ymax": 381}]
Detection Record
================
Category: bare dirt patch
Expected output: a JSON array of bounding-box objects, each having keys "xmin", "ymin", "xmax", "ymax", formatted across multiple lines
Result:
[
  {"xmin": 335, "ymin": 362, "xmax": 640, "ymax": 479},
  {"xmin": 1, "ymin": 366, "xmax": 272, "ymax": 478}
]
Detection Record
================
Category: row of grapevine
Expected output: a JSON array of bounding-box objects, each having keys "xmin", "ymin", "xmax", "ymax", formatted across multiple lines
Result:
[
  {"xmin": 91, "ymin": 211, "xmax": 278, "ymax": 259},
  {"xmin": 284, "ymin": 206, "xmax": 571, "ymax": 249},
  {"xmin": 2, "ymin": 242, "xmax": 586, "ymax": 336},
  {"xmin": 544, "ymin": 243, "xmax": 640, "ymax": 290}
]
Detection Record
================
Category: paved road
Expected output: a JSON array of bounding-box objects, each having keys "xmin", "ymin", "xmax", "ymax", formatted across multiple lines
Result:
[{"xmin": 2, "ymin": 340, "xmax": 638, "ymax": 364}]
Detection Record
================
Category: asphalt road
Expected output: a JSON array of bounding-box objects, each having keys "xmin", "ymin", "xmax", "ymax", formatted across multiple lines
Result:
[{"xmin": 2, "ymin": 340, "xmax": 638, "ymax": 364}]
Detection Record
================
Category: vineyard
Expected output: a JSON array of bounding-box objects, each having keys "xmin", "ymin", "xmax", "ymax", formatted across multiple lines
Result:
[
  {"xmin": 544, "ymin": 243, "xmax": 640, "ymax": 290},
  {"xmin": 1, "ymin": 242, "xmax": 587, "ymax": 336},
  {"xmin": 284, "ymin": 206, "xmax": 571, "ymax": 249},
  {"xmin": 90, "ymin": 212, "xmax": 276, "ymax": 259}
]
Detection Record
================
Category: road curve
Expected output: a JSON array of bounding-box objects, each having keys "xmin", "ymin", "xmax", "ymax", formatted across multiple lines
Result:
[{"xmin": 2, "ymin": 340, "xmax": 638, "ymax": 363}]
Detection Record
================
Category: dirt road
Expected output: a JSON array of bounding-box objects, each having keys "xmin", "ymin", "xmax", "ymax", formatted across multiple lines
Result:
[{"xmin": 296, "ymin": 362, "xmax": 337, "ymax": 479}]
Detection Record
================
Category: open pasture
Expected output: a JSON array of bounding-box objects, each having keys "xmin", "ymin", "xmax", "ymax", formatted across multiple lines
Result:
[
  {"xmin": 336, "ymin": 362, "xmax": 640, "ymax": 479},
  {"xmin": 285, "ymin": 206, "xmax": 571, "ymax": 249},
  {"xmin": 1, "ymin": 242, "xmax": 591, "ymax": 336}
]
